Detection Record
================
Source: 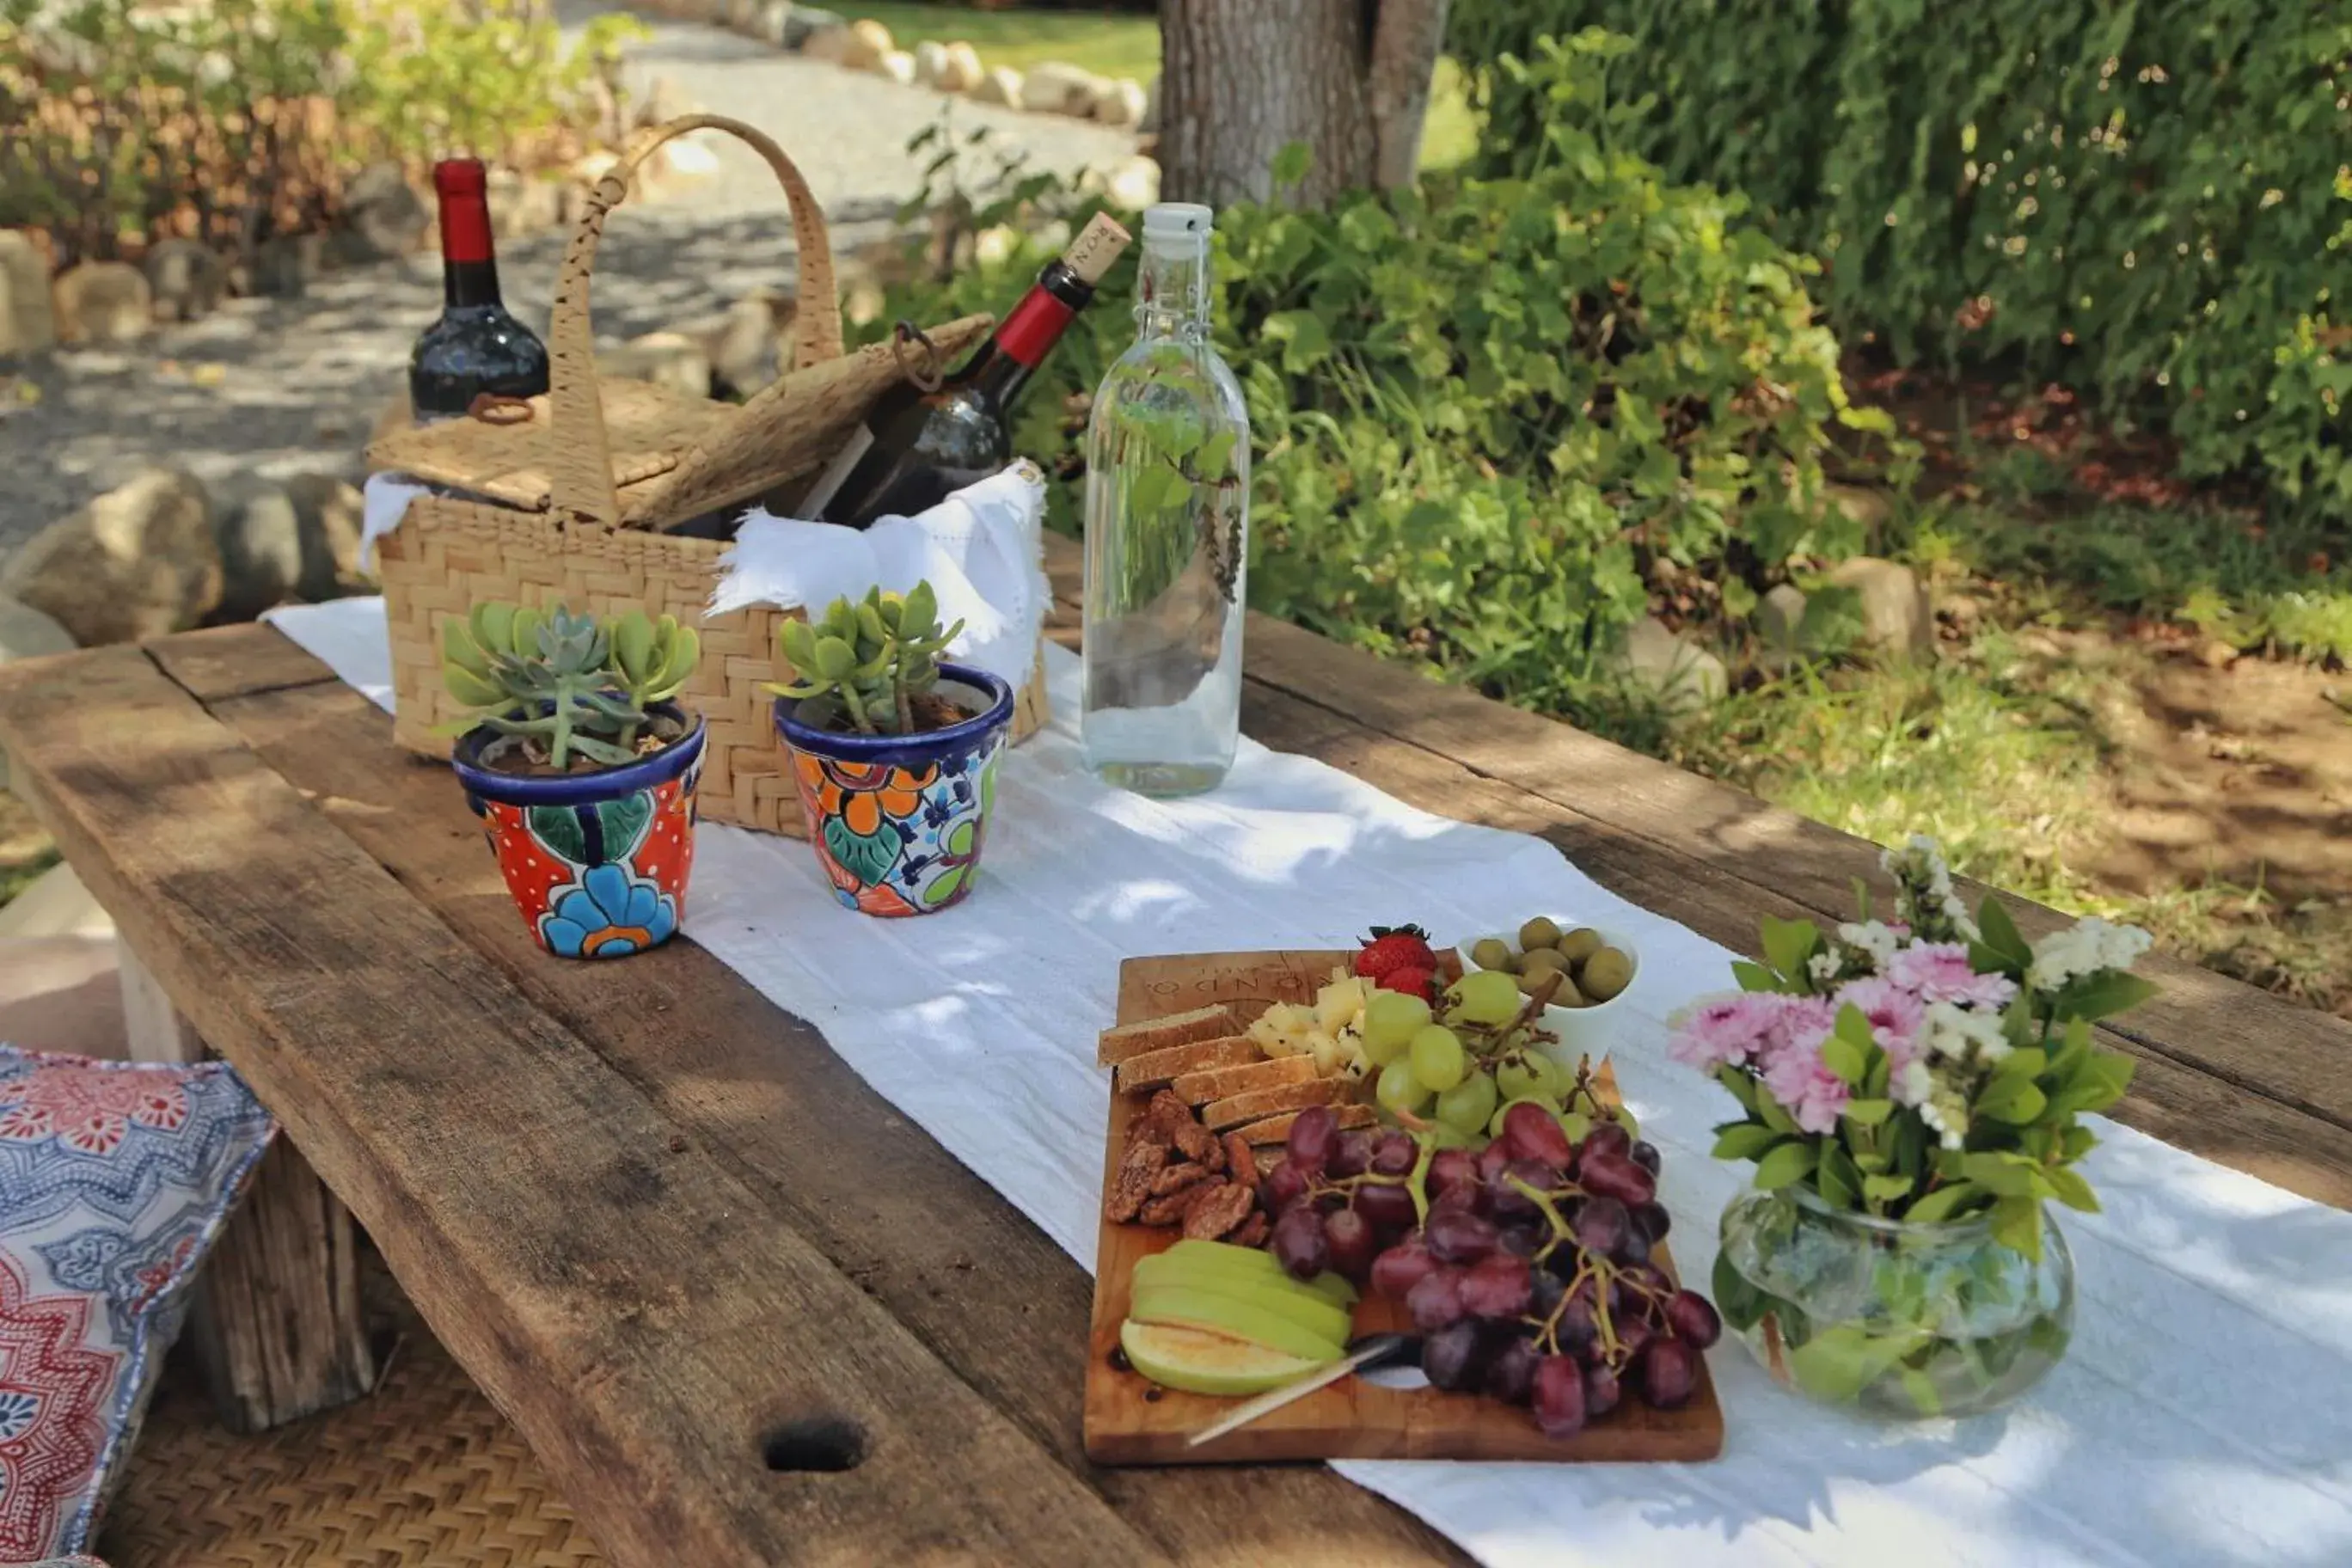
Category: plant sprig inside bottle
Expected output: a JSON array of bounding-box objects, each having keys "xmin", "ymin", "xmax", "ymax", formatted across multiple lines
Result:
[
  {"xmin": 1104, "ymin": 357, "xmax": 1246, "ymax": 604},
  {"xmin": 767, "ymin": 581, "xmax": 968, "ymax": 736},
  {"xmin": 440, "ymin": 603, "xmax": 701, "ymax": 771}
]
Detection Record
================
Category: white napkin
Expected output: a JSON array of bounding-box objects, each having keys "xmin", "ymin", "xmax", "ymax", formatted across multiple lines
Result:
[
  {"xmin": 707, "ymin": 460, "xmax": 1051, "ymax": 689},
  {"xmin": 357, "ymin": 473, "xmax": 434, "ymax": 573}
]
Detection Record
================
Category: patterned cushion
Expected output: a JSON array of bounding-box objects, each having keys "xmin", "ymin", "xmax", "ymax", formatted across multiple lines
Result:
[{"xmin": 0, "ymin": 1045, "xmax": 274, "ymax": 1561}]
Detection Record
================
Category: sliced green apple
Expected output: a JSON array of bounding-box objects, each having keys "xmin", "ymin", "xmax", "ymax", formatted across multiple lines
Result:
[
  {"xmin": 1161, "ymin": 1239, "xmax": 1360, "ymax": 1306},
  {"xmin": 1130, "ymin": 1255, "xmax": 1354, "ymax": 1344},
  {"xmin": 1129, "ymin": 1286, "xmax": 1346, "ymax": 1363},
  {"xmin": 1119, "ymin": 1320, "xmax": 1323, "ymax": 1397}
]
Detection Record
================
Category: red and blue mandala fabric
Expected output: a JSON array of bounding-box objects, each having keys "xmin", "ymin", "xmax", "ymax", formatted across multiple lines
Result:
[{"xmin": 0, "ymin": 1045, "xmax": 274, "ymax": 1560}]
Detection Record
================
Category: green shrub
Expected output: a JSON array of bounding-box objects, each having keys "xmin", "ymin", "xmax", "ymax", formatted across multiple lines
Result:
[
  {"xmin": 869, "ymin": 47, "xmax": 1885, "ymax": 720},
  {"xmin": 1452, "ymin": 4, "xmax": 2352, "ymax": 520},
  {"xmin": 0, "ymin": 0, "xmax": 640, "ymax": 259}
]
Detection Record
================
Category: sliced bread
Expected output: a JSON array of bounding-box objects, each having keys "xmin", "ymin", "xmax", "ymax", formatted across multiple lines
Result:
[
  {"xmin": 1171, "ymin": 1054, "xmax": 1316, "ymax": 1106},
  {"xmin": 1114, "ymin": 1034, "xmax": 1259, "ymax": 1093},
  {"xmin": 1200, "ymin": 1077, "xmax": 1348, "ymax": 1132},
  {"xmin": 1096, "ymin": 1003, "xmax": 1234, "ymax": 1067},
  {"xmin": 1235, "ymin": 1104, "xmax": 1378, "ymax": 1145}
]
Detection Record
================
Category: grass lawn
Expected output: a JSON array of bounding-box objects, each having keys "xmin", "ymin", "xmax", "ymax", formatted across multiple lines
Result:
[{"xmin": 828, "ymin": 3, "xmax": 1481, "ymax": 171}]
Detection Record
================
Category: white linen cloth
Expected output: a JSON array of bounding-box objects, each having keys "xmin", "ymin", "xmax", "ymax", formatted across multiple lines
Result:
[
  {"xmin": 708, "ymin": 460, "xmax": 1052, "ymax": 690},
  {"xmin": 260, "ymin": 597, "xmax": 2352, "ymax": 1568}
]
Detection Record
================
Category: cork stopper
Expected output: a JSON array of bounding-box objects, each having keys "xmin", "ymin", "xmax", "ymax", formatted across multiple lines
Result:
[{"xmin": 1061, "ymin": 211, "xmax": 1133, "ymax": 285}]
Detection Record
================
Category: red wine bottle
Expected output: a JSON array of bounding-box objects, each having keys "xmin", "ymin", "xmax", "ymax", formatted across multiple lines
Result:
[
  {"xmin": 798, "ymin": 212, "xmax": 1131, "ymax": 525},
  {"xmin": 408, "ymin": 158, "xmax": 550, "ymax": 423}
]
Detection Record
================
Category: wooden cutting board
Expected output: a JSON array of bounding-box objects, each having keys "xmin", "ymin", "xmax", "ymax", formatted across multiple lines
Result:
[{"xmin": 1083, "ymin": 950, "xmax": 1725, "ymax": 1465}]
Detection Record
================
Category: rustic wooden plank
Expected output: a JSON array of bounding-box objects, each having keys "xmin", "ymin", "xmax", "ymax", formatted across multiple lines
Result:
[
  {"xmin": 1087, "ymin": 951, "xmax": 1722, "ymax": 1466},
  {"xmin": 196, "ymin": 672, "xmax": 1468, "ymax": 1566},
  {"xmin": 0, "ymin": 645, "xmax": 1167, "ymax": 1568},
  {"xmin": 146, "ymin": 621, "xmax": 338, "ymax": 703},
  {"xmin": 119, "ymin": 940, "xmax": 380, "ymax": 1430},
  {"xmin": 1240, "ymin": 682, "xmax": 2352, "ymax": 1212},
  {"xmin": 1238, "ymin": 612, "xmax": 2352, "ymax": 1136}
]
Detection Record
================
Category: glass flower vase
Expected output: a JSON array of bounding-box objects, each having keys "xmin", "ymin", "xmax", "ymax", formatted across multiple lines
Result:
[{"xmin": 1714, "ymin": 1185, "xmax": 2075, "ymax": 1418}]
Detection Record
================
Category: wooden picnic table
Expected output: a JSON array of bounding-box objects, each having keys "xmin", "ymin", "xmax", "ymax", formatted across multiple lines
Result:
[{"xmin": 0, "ymin": 531, "xmax": 2345, "ymax": 1568}]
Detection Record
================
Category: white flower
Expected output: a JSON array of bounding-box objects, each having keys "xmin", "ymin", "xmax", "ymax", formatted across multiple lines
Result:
[
  {"xmin": 1892, "ymin": 1057, "xmax": 1933, "ymax": 1106},
  {"xmin": 1919, "ymin": 1093, "xmax": 1968, "ymax": 1151},
  {"xmin": 1809, "ymin": 950, "xmax": 1845, "ymax": 984},
  {"xmin": 2027, "ymin": 916, "xmax": 2151, "ymax": 992},
  {"xmin": 1920, "ymin": 1000, "xmax": 2011, "ymax": 1064},
  {"xmin": 1837, "ymin": 919, "xmax": 1904, "ymax": 971}
]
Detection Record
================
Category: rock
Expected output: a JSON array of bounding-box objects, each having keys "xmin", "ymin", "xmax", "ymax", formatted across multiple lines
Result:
[
  {"xmin": 51, "ymin": 261, "xmax": 150, "ymax": 344},
  {"xmin": 1822, "ymin": 481, "xmax": 1893, "ymax": 534},
  {"xmin": 1141, "ymin": 72, "xmax": 1161, "ymax": 132},
  {"xmin": 0, "ymin": 230, "xmax": 57, "ymax": 357},
  {"xmin": 707, "ymin": 291, "xmax": 789, "ymax": 397},
  {"xmin": 1611, "ymin": 616, "xmax": 1727, "ymax": 713},
  {"xmin": 724, "ymin": 0, "xmax": 757, "ymax": 31},
  {"xmin": 1023, "ymin": 60, "xmax": 1106, "ymax": 118},
  {"xmin": 1826, "ymin": 556, "xmax": 1933, "ymax": 658},
  {"xmin": 1756, "ymin": 583, "xmax": 1808, "ymax": 660},
  {"xmin": 972, "ymin": 65, "xmax": 1024, "ymax": 110},
  {"xmin": 1094, "ymin": 77, "xmax": 1148, "ymax": 128},
  {"xmin": 248, "ymin": 232, "xmax": 323, "ymax": 298},
  {"xmin": 1100, "ymin": 153, "xmax": 1161, "ymax": 211},
  {"xmin": 212, "ymin": 479, "xmax": 305, "ymax": 621},
  {"xmin": 912, "ymin": 39, "xmax": 949, "ymax": 85},
  {"xmin": 2196, "ymin": 638, "xmax": 2239, "ymax": 671},
  {"xmin": 143, "ymin": 237, "xmax": 227, "ymax": 322},
  {"xmin": 754, "ymin": 0, "xmax": 793, "ymax": 46},
  {"xmin": 842, "ymin": 16, "xmax": 892, "ymax": 70},
  {"xmin": 603, "ymin": 331, "xmax": 713, "ymax": 398},
  {"xmin": 937, "ymin": 40, "xmax": 983, "ymax": 93},
  {"xmin": 2, "ymin": 468, "xmax": 223, "ymax": 645},
  {"xmin": 338, "ymin": 161, "xmax": 428, "ymax": 261},
  {"xmin": 801, "ymin": 19, "xmax": 853, "ymax": 62},
  {"xmin": 782, "ymin": 5, "xmax": 844, "ymax": 50},
  {"xmin": 877, "ymin": 48, "xmax": 916, "ymax": 84}
]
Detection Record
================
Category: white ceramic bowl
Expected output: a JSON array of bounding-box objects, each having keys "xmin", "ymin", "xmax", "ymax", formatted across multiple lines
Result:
[{"xmin": 1455, "ymin": 923, "xmax": 1642, "ymax": 1067}]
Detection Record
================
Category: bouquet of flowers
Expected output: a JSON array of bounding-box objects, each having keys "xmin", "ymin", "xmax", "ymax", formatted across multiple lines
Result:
[
  {"xmin": 1673, "ymin": 836, "xmax": 2156, "ymax": 1258},
  {"xmin": 1674, "ymin": 837, "xmax": 2158, "ymax": 1415}
]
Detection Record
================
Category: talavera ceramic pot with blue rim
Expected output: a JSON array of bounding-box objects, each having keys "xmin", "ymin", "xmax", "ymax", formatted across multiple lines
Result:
[
  {"xmin": 450, "ymin": 703, "xmax": 706, "ymax": 958},
  {"xmin": 773, "ymin": 663, "xmax": 1014, "ymax": 917}
]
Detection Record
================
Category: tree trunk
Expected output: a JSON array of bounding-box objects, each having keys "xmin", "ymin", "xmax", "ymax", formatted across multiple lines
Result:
[{"xmin": 1158, "ymin": 0, "xmax": 1449, "ymax": 210}]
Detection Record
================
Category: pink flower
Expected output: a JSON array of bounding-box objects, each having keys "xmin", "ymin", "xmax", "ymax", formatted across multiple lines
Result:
[
  {"xmin": 1761, "ymin": 1043, "xmax": 1852, "ymax": 1134},
  {"xmin": 1763, "ymin": 995, "xmax": 1837, "ymax": 1067},
  {"xmin": 1834, "ymin": 976, "xmax": 1926, "ymax": 1067},
  {"xmin": 1887, "ymin": 942, "xmax": 2018, "ymax": 1009},
  {"xmin": 1668, "ymin": 992, "xmax": 1785, "ymax": 1070}
]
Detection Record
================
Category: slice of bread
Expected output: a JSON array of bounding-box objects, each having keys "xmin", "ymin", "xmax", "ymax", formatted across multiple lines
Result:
[
  {"xmin": 1113, "ymin": 1035, "xmax": 1259, "ymax": 1093},
  {"xmin": 1234, "ymin": 1104, "xmax": 1379, "ymax": 1144},
  {"xmin": 1171, "ymin": 1054, "xmax": 1316, "ymax": 1106},
  {"xmin": 1200, "ymin": 1077, "xmax": 1348, "ymax": 1132},
  {"xmin": 1096, "ymin": 1004, "xmax": 1234, "ymax": 1067}
]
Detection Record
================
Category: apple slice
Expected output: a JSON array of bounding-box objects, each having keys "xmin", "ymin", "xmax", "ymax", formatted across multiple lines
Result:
[
  {"xmin": 1130, "ymin": 1255, "xmax": 1354, "ymax": 1344},
  {"xmin": 1129, "ymin": 1286, "xmax": 1347, "ymax": 1363},
  {"xmin": 1119, "ymin": 1320, "xmax": 1322, "ymax": 1398},
  {"xmin": 1164, "ymin": 1239, "xmax": 1359, "ymax": 1306}
]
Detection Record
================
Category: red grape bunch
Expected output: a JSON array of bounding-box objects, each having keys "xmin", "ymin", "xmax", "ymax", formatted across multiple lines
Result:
[{"xmin": 1259, "ymin": 1101, "xmax": 1721, "ymax": 1439}]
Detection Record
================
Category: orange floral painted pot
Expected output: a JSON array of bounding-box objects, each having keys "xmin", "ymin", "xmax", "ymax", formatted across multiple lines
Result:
[{"xmin": 774, "ymin": 665, "xmax": 1014, "ymax": 918}]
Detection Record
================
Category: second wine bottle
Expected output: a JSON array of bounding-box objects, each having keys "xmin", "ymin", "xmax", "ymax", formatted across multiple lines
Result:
[{"xmin": 795, "ymin": 212, "xmax": 1132, "ymax": 526}]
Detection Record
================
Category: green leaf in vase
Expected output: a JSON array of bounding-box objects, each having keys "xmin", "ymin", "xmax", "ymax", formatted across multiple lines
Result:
[
  {"xmin": 1761, "ymin": 915, "xmax": 1821, "ymax": 983},
  {"xmin": 1975, "ymin": 896, "xmax": 2032, "ymax": 969},
  {"xmin": 1712, "ymin": 1123, "xmax": 1785, "ymax": 1161},
  {"xmin": 1731, "ymin": 959, "xmax": 1785, "ymax": 994},
  {"xmin": 1752, "ymin": 1138, "xmax": 1818, "ymax": 1191},
  {"xmin": 2051, "ymin": 970, "xmax": 2159, "ymax": 1024},
  {"xmin": 1842, "ymin": 1097, "xmax": 1894, "ymax": 1126},
  {"xmin": 1990, "ymin": 1193, "xmax": 2044, "ymax": 1259},
  {"xmin": 1904, "ymin": 1179, "xmax": 1981, "ymax": 1224},
  {"xmin": 1816, "ymin": 1138, "xmax": 1862, "ymax": 1210},
  {"xmin": 1863, "ymin": 1172, "xmax": 1917, "ymax": 1205},
  {"xmin": 2042, "ymin": 1162, "xmax": 2101, "ymax": 1212},
  {"xmin": 1713, "ymin": 1065, "xmax": 1761, "ymax": 1114},
  {"xmin": 1975, "ymin": 1075, "xmax": 2047, "ymax": 1125},
  {"xmin": 1789, "ymin": 1323, "xmax": 1930, "ymax": 1402},
  {"xmin": 1712, "ymin": 1251, "xmax": 1772, "ymax": 1332}
]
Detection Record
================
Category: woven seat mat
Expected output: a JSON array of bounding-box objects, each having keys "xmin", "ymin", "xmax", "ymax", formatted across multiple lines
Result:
[{"xmin": 101, "ymin": 1256, "xmax": 607, "ymax": 1568}]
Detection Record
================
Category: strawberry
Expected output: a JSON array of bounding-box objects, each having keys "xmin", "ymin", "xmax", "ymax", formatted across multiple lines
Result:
[
  {"xmin": 1377, "ymin": 965, "xmax": 1438, "ymax": 1001},
  {"xmin": 1354, "ymin": 924, "xmax": 1436, "ymax": 983}
]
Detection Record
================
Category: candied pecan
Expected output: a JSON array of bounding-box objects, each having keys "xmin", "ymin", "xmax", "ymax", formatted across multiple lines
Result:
[
  {"xmin": 1141, "ymin": 1179, "xmax": 1214, "ymax": 1226},
  {"xmin": 1105, "ymin": 1129, "xmax": 1168, "ymax": 1222},
  {"xmin": 1223, "ymin": 1210, "xmax": 1270, "ymax": 1249},
  {"xmin": 1150, "ymin": 1161, "xmax": 1211, "ymax": 1197},
  {"xmin": 1171, "ymin": 1116, "xmax": 1219, "ymax": 1167},
  {"xmin": 1222, "ymin": 1132, "xmax": 1253, "ymax": 1181},
  {"xmin": 1183, "ymin": 1179, "xmax": 1257, "ymax": 1240},
  {"xmin": 1143, "ymin": 1090, "xmax": 1194, "ymax": 1140}
]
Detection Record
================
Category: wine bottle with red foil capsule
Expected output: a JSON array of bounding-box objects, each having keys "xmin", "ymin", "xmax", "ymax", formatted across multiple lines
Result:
[
  {"xmin": 408, "ymin": 158, "xmax": 550, "ymax": 423},
  {"xmin": 797, "ymin": 212, "xmax": 1131, "ymax": 526}
]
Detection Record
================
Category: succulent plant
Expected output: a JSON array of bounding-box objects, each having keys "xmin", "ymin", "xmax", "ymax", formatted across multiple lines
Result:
[
  {"xmin": 767, "ymin": 581, "xmax": 965, "ymax": 736},
  {"xmin": 440, "ymin": 601, "xmax": 701, "ymax": 770}
]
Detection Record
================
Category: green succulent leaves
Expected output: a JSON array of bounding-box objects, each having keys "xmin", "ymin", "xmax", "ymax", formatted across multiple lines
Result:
[
  {"xmin": 436, "ymin": 598, "xmax": 703, "ymax": 772},
  {"xmin": 765, "ymin": 580, "xmax": 965, "ymax": 737}
]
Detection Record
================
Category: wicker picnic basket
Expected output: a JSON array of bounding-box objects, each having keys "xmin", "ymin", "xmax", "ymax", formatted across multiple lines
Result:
[{"xmin": 364, "ymin": 113, "xmax": 1050, "ymax": 838}]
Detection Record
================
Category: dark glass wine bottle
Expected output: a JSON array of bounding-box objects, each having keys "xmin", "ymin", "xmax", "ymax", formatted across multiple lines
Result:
[
  {"xmin": 408, "ymin": 158, "xmax": 551, "ymax": 423},
  {"xmin": 796, "ymin": 212, "xmax": 1131, "ymax": 526}
]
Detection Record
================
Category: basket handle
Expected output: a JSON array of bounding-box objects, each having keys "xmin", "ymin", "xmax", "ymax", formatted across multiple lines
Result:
[{"xmin": 544, "ymin": 113, "xmax": 847, "ymax": 527}]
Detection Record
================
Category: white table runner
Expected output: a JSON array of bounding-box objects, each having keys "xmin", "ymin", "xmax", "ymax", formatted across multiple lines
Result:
[{"xmin": 266, "ymin": 596, "xmax": 2352, "ymax": 1568}]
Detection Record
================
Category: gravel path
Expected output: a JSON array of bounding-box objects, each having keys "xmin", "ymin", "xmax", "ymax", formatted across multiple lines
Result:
[{"xmin": 0, "ymin": 4, "xmax": 1136, "ymax": 552}]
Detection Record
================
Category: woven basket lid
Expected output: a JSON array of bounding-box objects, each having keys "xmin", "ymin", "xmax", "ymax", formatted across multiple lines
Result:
[{"xmin": 364, "ymin": 113, "xmax": 991, "ymax": 530}]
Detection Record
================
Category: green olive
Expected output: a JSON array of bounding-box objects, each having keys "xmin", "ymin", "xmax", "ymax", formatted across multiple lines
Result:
[
  {"xmin": 1518, "ymin": 947, "xmax": 1569, "ymax": 976},
  {"xmin": 1580, "ymin": 947, "xmax": 1634, "ymax": 1002},
  {"xmin": 1471, "ymin": 937, "xmax": 1516, "ymax": 972},
  {"xmin": 1557, "ymin": 927, "xmax": 1606, "ymax": 965},
  {"xmin": 1517, "ymin": 916, "xmax": 1564, "ymax": 952}
]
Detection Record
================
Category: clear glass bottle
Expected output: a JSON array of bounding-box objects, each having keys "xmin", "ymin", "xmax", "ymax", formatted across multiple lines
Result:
[{"xmin": 1081, "ymin": 203, "xmax": 1251, "ymax": 797}]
